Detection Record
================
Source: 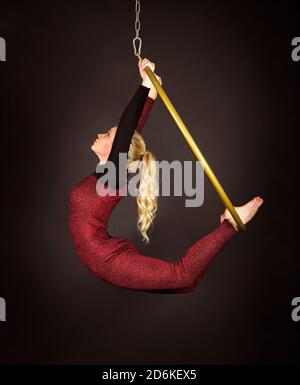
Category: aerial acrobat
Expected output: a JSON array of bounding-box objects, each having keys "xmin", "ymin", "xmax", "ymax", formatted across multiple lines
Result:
[
  {"xmin": 69, "ymin": 1, "xmax": 263, "ymax": 293},
  {"xmin": 69, "ymin": 57, "xmax": 263, "ymax": 294}
]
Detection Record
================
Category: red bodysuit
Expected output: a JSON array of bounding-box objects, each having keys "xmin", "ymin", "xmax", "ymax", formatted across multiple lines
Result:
[{"xmin": 69, "ymin": 85, "xmax": 236, "ymax": 294}]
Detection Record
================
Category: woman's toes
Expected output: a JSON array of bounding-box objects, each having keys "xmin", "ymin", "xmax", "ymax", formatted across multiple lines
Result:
[
  {"xmin": 254, "ymin": 197, "xmax": 262, "ymax": 205},
  {"xmin": 245, "ymin": 199, "xmax": 255, "ymax": 207}
]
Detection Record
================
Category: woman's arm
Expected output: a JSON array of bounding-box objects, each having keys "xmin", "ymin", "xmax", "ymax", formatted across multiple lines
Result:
[
  {"xmin": 107, "ymin": 83, "xmax": 151, "ymax": 167},
  {"xmin": 95, "ymin": 58, "xmax": 160, "ymax": 188},
  {"xmin": 136, "ymin": 59, "xmax": 161, "ymax": 133},
  {"xmin": 135, "ymin": 96, "xmax": 155, "ymax": 134},
  {"xmin": 95, "ymin": 83, "xmax": 151, "ymax": 188},
  {"xmin": 107, "ymin": 60, "xmax": 161, "ymax": 164}
]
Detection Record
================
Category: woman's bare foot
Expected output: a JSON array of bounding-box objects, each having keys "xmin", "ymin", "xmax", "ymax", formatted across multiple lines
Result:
[{"xmin": 220, "ymin": 196, "xmax": 264, "ymax": 231}]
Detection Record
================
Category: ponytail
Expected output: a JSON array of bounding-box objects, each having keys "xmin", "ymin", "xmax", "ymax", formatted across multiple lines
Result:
[
  {"xmin": 136, "ymin": 150, "xmax": 158, "ymax": 244},
  {"xmin": 127, "ymin": 130, "xmax": 158, "ymax": 244}
]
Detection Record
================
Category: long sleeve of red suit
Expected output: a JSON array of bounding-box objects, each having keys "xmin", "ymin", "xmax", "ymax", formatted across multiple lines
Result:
[{"xmin": 69, "ymin": 84, "xmax": 237, "ymax": 294}]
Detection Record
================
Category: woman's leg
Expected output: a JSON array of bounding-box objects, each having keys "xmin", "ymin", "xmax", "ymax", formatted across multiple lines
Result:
[{"xmin": 87, "ymin": 220, "xmax": 236, "ymax": 294}]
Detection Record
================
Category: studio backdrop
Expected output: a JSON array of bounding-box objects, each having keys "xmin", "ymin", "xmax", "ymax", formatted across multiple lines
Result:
[{"xmin": 0, "ymin": 0, "xmax": 299, "ymax": 365}]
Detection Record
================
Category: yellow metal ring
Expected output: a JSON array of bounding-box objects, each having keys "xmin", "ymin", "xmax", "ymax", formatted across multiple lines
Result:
[{"xmin": 135, "ymin": 54, "xmax": 245, "ymax": 231}]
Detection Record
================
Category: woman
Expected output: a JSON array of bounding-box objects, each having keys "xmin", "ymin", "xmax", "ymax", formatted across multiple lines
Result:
[{"xmin": 69, "ymin": 58, "xmax": 263, "ymax": 294}]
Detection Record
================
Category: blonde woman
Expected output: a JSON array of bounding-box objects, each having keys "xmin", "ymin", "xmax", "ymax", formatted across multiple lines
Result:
[{"xmin": 69, "ymin": 58, "xmax": 263, "ymax": 293}]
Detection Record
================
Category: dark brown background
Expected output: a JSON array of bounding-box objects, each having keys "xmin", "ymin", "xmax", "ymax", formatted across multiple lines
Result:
[{"xmin": 0, "ymin": 0, "xmax": 299, "ymax": 364}]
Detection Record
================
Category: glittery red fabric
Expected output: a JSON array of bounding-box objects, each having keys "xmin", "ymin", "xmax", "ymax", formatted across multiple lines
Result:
[
  {"xmin": 69, "ymin": 172, "xmax": 236, "ymax": 294},
  {"xmin": 69, "ymin": 95, "xmax": 237, "ymax": 293},
  {"xmin": 136, "ymin": 96, "xmax": 154, "ymax": 133}
]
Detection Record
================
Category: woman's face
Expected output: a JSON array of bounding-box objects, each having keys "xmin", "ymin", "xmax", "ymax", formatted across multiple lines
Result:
[{"xmin": 91, "ymin": 126, "xmax": 117, "ymax": 163}]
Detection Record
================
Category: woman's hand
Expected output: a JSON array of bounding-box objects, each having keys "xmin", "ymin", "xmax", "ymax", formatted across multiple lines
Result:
[
  {"xmin": 139, "ymin": 58, "xmax": 155, "ymax": 85},
  {"xmin": 138, "ymin": 58, "xmax": 162, "ymax": 100}
]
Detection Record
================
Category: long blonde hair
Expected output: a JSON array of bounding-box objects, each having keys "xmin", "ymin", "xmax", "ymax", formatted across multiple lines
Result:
[{"xmin": 127, "ymin": 130, "xmax": 158, "ymax": 244}]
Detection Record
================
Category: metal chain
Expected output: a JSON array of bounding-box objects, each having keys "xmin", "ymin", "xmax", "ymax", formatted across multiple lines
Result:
[{"xmin": 133, "ymin": 0, "xmax": 142, "ymax": 56}]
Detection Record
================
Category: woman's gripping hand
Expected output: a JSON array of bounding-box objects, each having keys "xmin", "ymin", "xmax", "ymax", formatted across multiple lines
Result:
[{"xmin": 138, "ymin": 58, "xmax": 162, "ymax": 100}]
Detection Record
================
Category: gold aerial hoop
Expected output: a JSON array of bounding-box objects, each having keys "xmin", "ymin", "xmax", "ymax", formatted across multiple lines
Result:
[{"xmin": 132, "ymin": 1, "xmax": 245, "ymax": 231}]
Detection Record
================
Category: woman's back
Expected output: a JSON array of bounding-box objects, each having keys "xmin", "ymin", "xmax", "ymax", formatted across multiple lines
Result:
[{"xmin": 69, "ymin": 174, "xmax": 139, "ymax": 273}]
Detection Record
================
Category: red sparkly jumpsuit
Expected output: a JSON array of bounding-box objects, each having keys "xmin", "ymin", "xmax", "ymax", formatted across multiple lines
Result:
[{"xmin": 69, "ymin": 84, "xmax": 236, "ymax": 294}]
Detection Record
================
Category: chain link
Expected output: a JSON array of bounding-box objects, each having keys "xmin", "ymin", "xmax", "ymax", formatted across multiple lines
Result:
[{"xmin": 133, "ymin": 0, "xmax": 142, "ymax": 56}]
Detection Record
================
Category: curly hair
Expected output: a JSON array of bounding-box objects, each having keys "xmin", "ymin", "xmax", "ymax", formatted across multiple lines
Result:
[{"xmin": 127, "ymin": 130, "xmax": 158, "ymax": 244}]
